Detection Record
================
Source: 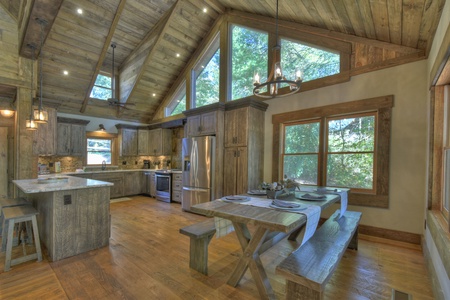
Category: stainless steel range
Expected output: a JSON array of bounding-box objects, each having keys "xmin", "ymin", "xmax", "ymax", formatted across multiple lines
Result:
[{"xmin": 155, "ymin": 170, "xmax": 172, "ymax": 202}]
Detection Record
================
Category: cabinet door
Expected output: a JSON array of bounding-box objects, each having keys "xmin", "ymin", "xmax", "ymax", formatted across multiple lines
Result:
[
  {"xmin": 148, "ymin": 129, "xmax": 162, "ymax": 155},
  {"xmin": 33, "ymin": 107, "xmax": 56, "ymax": 155},
  {"xmin": 138, "ymin": 129, "xmax": 149, "ymax": 155},
  {"xmin": 187, "ymin": 115, "xmax": 201, "ymax": 136},
  {"xmin": 236, "ymin": 147, "xmax": 248, "ymax": 194},
  {"xmin": 223, "ymin": 148, "xmax": 238, "ymax": 196},
  {"xmin": 122, "ymin": 129, "xmax": 138, "ymax": 156},
  {"xmin": 70, "ymin": 124, "xmax": 86, "ymax": 156},
  {"xmin": 162, "ymin": 129, "xmax": 172, "ymax": 155},
  {"xmin": 150, "ymin": 172, "xmax": 156, "ymax": 197},
  {"xmin": 56, "ymin": 123, "xmax": 71, "ymax": 155},
  {"xmin": 93, "ymin": 173, "xmax": 124, "ymax": 198},
  {"xmin": 200, "ymin": 112, "xmax": 217, "ymax": 135},
  {"xmin": 225, "ymin": 108, "xmax": 248, "ymax": 147},
  {"xmin": 123, "ymin": 172, "xmax": 142, "ymax": 195}
]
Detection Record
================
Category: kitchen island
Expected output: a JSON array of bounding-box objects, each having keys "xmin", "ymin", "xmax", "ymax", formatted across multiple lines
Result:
[{"xmin": 13, "ymin": 176, "xmax": 113, "ymax": 262}]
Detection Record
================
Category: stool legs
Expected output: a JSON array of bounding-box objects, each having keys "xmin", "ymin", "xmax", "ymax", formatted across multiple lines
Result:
[
  {"xmin": 4, "ymin": 219, "xmax": 15, "ymax": 271},
  {"xmin": 31, "ymin": 215, "xmax": 42, "ymax": 262}
]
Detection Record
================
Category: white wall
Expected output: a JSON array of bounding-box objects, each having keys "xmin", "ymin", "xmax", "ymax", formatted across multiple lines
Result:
[
  {"xmin": 263, "ymin": 59, "xmax": 428, "ymax": 234},
  {"xmin": 57, "ymin": 112, "xmax": 145, "ymax": 133}
]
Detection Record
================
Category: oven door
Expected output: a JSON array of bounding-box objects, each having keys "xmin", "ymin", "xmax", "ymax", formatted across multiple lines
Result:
[{"xmin": 155, "ymin": 174, "xmax": 171, "ymax": 202}]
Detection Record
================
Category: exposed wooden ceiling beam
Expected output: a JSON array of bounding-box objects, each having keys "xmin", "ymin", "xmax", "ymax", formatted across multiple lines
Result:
[
  {"xmin": 80, "ymin": 0, "xmax": 127, "ymax": 113},
  {"xmin": 116, "ymin": 0, "xmax": 183, "ymax": 118},
  {"xmin": 19, "ymin": 0, "xmax": 63, "ymax": 59}
]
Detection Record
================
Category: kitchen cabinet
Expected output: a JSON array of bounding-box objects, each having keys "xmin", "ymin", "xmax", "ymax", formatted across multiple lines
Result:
[
  {"xmin": 138, "ymin": 129, "xmax": 149, "ymax": 155},
  {"xmin": 33, "ymin": 107, "xmax": 57, "ymax": 155},
  {"xmin": 148, "ymin": 128, "xmax": 172, "ymax": 156},
  {"xmin": 123, "ymin": 171, "xmax": 143, "ymax": 195},
  {"xmin": 171, "ymin": 172, "xmax": 182, "ymax": 203},
  {"xmin": 224, "ymin": 107, "xmax": 248, "ymax": 147},
  {"xmin": 223, "ymin": 147, "xmax": 248, "ymax": 196},
  {"xmin": 116, "ymin": 125, "xmax": 138, "ymax": 156},
  {"xmin": 186, "ymin": 111, "xmax": 218, "ymax": 136},
  {"xmin": 223, "ymin": 99, "xmax": 268, "ymax": 195},
  {"xmin": 150, "ymin": 171, "xmax": 156, "ymax": 197},
  {"xmin": 56, "ymin": 117, "xmax": 89, "ymax": 156},
  {"xmin": 92, "ymin": 172, "xmax": 124, "ymax": 198}
]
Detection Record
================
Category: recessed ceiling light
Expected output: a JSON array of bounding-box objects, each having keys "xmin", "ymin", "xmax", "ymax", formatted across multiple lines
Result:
[
  {"xmin": 152, "ymin": 93, "xmax": 156, "ymax": 97},
  {"xmin": 203, "ymin": 8, "xmax": 207, "ymax": 13},
  {"xmin": 176, "ymin": 53, "xmax": 180, "ymax": 57},
  {"xmin": 77, "ymin": 8, "xmax": 83, "ymax": 14},
  {"xmin": 63, "ymin": 70, "xmax": 69, "ymax": 75}
]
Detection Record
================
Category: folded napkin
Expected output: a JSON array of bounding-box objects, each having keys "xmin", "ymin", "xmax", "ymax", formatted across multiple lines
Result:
[
  {"xmin": 272, "ymin": 199, "xmax": 301, "ymax": 208},
  {"xmin": 302, "ymin": 193, "xmax": 326, "ymax": 199}
]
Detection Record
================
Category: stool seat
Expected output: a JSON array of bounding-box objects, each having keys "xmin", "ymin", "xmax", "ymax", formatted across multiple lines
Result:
[
  {"xmin": 2, "ymin": 205, "xmax": 42, "ymax": 271},
  {"xmin": 0, "ymin": 197, "xmax": 29, "ymax": 209}
]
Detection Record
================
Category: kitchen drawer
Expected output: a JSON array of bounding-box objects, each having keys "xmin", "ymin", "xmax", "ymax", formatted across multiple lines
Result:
[
  {"xmin": 172, "ymin": 173, "xmax": 182, "ymax": 181},
  {"xmin": 172, "ymin": 191, "xmax": 181, "ymax": 203},
  {"xmin": 172, "ymin": 180, "xmax": 182, "ymax": 192}
]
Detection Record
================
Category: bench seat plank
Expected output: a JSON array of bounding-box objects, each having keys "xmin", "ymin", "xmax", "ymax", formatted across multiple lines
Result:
[{"xmin": 276, "ymin": 210, "xmax": 362, "ymax": 299}]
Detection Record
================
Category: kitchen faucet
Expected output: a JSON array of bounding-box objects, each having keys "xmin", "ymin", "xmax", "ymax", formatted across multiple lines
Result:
[{"xmin": 102, "ymin": 160, "xmax": 106, "ymax": 171}]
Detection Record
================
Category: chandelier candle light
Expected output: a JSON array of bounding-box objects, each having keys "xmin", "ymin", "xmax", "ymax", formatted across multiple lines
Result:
[
  {"xmin": 33, "ymin": 18, "xmax": 48, "ymax": 123},
  {"xmin": 253, "ymin": 0, "xmax": 302, "ymax": 98}
]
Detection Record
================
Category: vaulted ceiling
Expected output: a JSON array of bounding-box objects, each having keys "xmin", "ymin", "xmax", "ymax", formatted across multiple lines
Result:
[{"xmin": 0, "ymin": 0, "xmax": 446, "ymax": 124}]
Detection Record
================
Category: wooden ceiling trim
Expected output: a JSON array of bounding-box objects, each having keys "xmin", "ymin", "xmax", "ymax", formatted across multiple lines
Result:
[
  {"xmin": 418, "ymin": 0, "xmax": 446, "ymax": 55},
  {"xmin": 19, "ymin": 0, "xmax": 64, "ymax": 59},
  {"xmin": 227, "ymin": 10, "xmax": 422, "ymax": 55},
  {"xmin": 117, "ymin": 0, "xmax": 183, "ymax": 118},
  {"xmin": 401, "ymin": 0, "xmax": 425, "ymax": 48},
  {"xmin": 80, "ymin": 0, "xmax": 127, "ymax": 113},
  {"xmin": 153, "ymin": 14, "xmax": 225, "ymax": 120}
]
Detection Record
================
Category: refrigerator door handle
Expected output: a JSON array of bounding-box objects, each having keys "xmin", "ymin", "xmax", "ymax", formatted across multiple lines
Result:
[{"xmin": 183, "ymin": 187, "xmax": 209, "ymax": 192}]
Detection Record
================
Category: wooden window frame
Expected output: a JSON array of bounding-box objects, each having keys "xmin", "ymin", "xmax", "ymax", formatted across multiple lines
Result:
[{"xmin": 273, "ymin": 95, "xmax": 393, "ymax": 208}]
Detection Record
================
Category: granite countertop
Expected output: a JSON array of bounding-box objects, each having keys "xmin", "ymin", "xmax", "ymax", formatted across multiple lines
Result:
[
  {"xmin": 62, "ymin": 169, "xmax": 181, "ymax": 175},
  {"xmin": 13, "ymin": 176, "xmax": 114, "ymax": 194}
]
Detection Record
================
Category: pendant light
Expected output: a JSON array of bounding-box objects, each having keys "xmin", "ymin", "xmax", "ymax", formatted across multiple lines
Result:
[
  {"xmin": 26, "ymin": 44, "xmax": 38, "ymax": 131},
  {"xmin": 252, "ymin": 0, "xmax": 302, "ymax": 98},
  {"xmin": 33, "ymin": 18, "xmax": 48, "ymax": 123}
]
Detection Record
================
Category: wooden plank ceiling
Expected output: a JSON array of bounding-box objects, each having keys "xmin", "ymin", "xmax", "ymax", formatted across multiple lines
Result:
[{"xmin": 0, "ymin": 0, "xmax": 445, "ymax": 123}]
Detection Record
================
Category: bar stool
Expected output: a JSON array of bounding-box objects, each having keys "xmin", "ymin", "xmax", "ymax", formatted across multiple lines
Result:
[
  {"xmin": 0, "ymin": 197, "xmax": 30, "ymax": 240},
  {"xmin": 2, "ymin": 205, "xmax": 42, "ymax": 271}
]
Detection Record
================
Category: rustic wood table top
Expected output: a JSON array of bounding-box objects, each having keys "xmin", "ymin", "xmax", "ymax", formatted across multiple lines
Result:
[{"xmin": 191, "ymin": 194, "xmax": 341, "ymax": 300}]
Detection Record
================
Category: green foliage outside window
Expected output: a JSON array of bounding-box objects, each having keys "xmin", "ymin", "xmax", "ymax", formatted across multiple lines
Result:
[
  {"xmin": 281, "ymin": 39, "xmax": 340, "ymax": 83},
  {"xmin": 90, "ymin": 74, "xmax": 112, "ymax": 100},
  {"xmin": 195, "ymin": 49, "xmax": 220, "ymax": 107},
  {"xmin": 283, "ymin": 115, "xmax": 375, "ymax": 190},
  {"xmin": 231, "ymin": 25, "xmax": 268, "ymax": 99},
  {"xmin": 169, "ymin": 94, "xmax": 186, "ymax": 116}
]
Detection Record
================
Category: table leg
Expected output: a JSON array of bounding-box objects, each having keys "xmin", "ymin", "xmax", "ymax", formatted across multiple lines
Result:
[{"xmin": 227, "ymin": 224, "xmax": 276, "ymax": 300}]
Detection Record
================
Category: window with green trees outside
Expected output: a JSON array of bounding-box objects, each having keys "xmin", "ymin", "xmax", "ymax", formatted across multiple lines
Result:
[
  {"xmin": 283, "ymin": 113, "xmax": 376, "ymax": 192},
  {"xmin": 194, "ymin": 46, "xmax": 220, "ymax": 108},
  {"xmin": 90, "ymin": 74, "xmax": 112, "ymax": 100},
  {"xmin": 87, "ymin": 138, "xmax": 112, "ymax": 165}
]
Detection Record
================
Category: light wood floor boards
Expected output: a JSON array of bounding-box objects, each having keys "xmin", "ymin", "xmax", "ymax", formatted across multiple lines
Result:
[{"xmin": 0, "ymin": 196, "xmax": 435, "ymax": 299}]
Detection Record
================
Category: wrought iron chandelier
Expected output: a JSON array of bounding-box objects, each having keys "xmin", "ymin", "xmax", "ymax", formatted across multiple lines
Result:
[{"xmin": 253, "ymin": 0, "xmax": 302, "ymax": 98}]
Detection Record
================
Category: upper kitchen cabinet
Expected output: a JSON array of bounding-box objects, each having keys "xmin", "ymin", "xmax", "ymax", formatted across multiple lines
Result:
[
  {"xmin": 116, "ymin": 125, "xmax": 138, "ymax": 156},
  {"xmin": 56, "ymin": 117, "xmax": 89, "ymax": 156},
  {"xmin": 33, "ymin": 107, "xmax": 57, "ymax": 155},
  {"xmin": 137, "ymin": 128, "xmax": 149, "ymax": 156},
  {"xmin": 184, "ymin": 103, "xmax": 225, "ymax": 137},
  {"xmin": 148, "ymin": 128, "xmax": 172, "ymax": 156}
]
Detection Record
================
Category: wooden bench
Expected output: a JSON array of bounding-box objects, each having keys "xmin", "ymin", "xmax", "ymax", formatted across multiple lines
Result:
[
  {"xmin": 179, "ymin": 218, "xmax": 216, "ymax": 275},
  {"xmin": 276, "ymin": 210, "xmax": 362, "ymax": 300}
]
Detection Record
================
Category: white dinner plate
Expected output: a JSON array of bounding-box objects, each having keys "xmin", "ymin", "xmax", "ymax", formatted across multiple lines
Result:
[
  {"xmin": 295, "ymin": 192, "xmax": 327, "ymax": 201},
  {"xmin": 269, "ymin": 204, "xmax": 305, "ymax": 211}
]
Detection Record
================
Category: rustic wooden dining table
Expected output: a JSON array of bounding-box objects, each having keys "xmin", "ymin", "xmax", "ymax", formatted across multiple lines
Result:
[{"xmin": 190, "ymin": 192, "xmax": 343, "ymax": 300}]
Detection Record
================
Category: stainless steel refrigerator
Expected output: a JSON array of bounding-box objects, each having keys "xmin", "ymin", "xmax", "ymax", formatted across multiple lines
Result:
[{"xmin": 182, "ymin": 136, "xmax": 215, "ymax": 212}]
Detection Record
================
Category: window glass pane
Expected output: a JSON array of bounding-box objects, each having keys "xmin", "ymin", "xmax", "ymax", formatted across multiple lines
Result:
[
  {"xmin": 285, "ymin": 122, "xmax": 320, "ymax": 153},
  {"xmin": 94, "ymin": 74, "xmax": 112, "ymax": 88},
  {"xmin": 231, "ymin": 25, "xmax": 268, "ymax": 100},
  {"xmin": 281, "ymin": 38, "xmax": 340, "ymax": 83},
  {"xmin": 328, "ymin": 116, "xmax": 375, "ymax": 152},
  {"xmin": 195, "ymin": 49, "xmax": 220, "ymax": 107},
  {"xmin": 327, "ymin": 153, "xmax": 374, "ymax": 189},
  {"xmin": 87, "ymin": 139, "xmax": 112, "ymax": 165},
  {"xmin": 90, "ymin": 86, "xmax": 112, "ymax": 100},
  {"xmin": 170, "ymin": 93, "xmax": 186, "ymax": 116},
  {"xmin": 284, "ymin": 155, "xmax": 318, "ymax": 185}
]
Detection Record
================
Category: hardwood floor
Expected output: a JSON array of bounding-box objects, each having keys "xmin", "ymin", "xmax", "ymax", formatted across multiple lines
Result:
[{"xmin": 0, "ymin": 196, "xmax": 435, "ymax": 299}]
